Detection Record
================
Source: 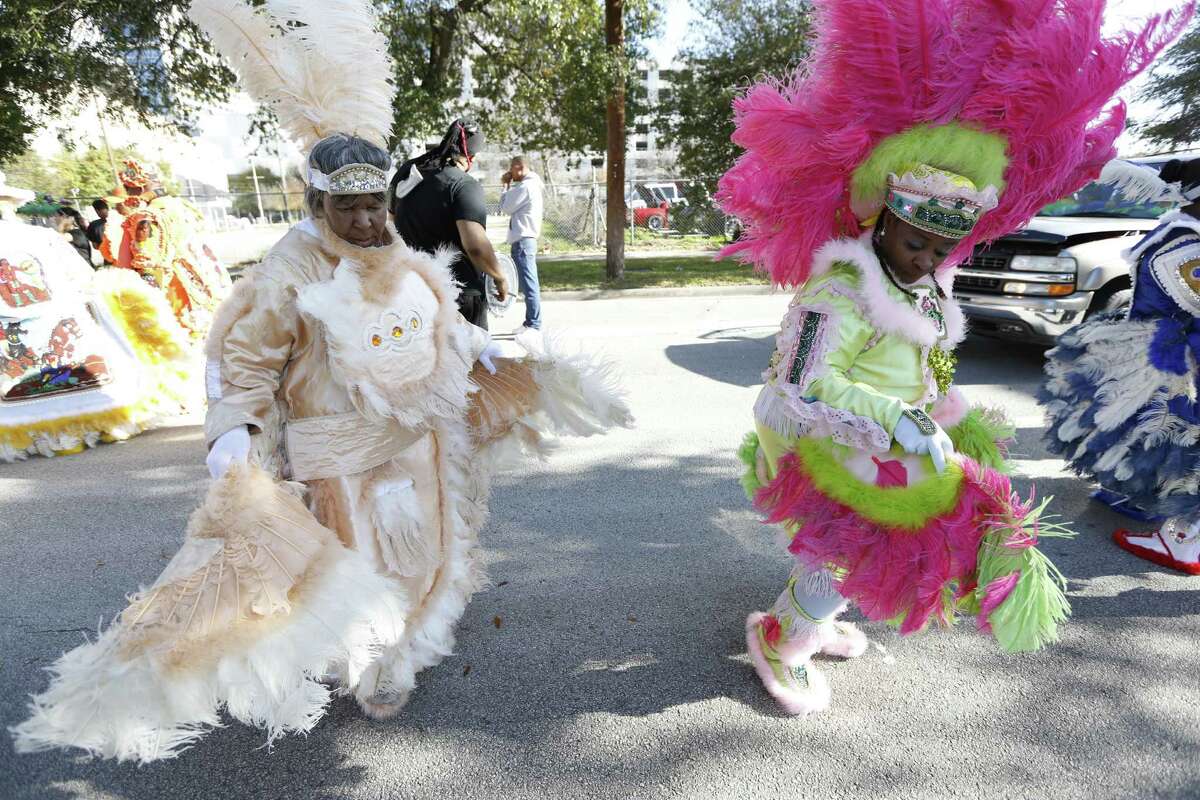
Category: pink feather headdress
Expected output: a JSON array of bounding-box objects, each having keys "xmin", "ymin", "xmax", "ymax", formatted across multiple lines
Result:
[{"xmin": 717, "ymin": 0, "xmax": 1194, "ymax": 287}]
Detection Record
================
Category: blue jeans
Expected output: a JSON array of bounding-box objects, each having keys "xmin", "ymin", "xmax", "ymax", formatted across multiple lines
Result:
[{"xmin": 511, "ymin": 237, "xmax": 541, "ymax": 330}]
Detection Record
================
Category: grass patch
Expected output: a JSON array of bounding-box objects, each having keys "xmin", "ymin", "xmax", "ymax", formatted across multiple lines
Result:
[{"xmin": 539, "ymin": 253, "xmax": 768, "ymax": 291}]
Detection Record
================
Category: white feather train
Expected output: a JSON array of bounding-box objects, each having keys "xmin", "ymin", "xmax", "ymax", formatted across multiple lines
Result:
[{"xmin": 10, "ymin": 465, "xmax": 407, "ymax": 763}]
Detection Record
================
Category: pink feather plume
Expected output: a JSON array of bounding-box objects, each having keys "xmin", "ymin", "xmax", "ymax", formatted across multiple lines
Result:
[{"xmin": 716, "ymin": 0, "xmax": 1194, "ymax": 287}]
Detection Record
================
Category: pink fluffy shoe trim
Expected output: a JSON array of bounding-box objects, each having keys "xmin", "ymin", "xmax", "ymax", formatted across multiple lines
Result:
[
  {"xmin": 746, "ymin": 612, "xmax": 831, "ymax": 716},
  {"xmin": 820, "ymin": 622, "xmax": 869, "ymax": 659}
]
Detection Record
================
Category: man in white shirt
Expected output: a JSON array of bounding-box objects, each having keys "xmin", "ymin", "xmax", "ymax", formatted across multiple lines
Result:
[{"xmin": 499, "ymin": 155, "xmax": 544, "ymax": 332}]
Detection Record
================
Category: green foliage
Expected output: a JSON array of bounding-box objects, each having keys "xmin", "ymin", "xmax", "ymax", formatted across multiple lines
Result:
[
  {"xmin": 2, "ymin": 1, "xmax": 662, "ymax": 165},
  {"xmin": 537, "ymin": 252, "xmax": 765, "ymax": 291},
  {"xmin": 655, "ymin": 0, "xmax": 814, "ymax": 186},
  {"xmin": 384, "ymin": 0, "xmax": 661, "ymax": 153},
  {"xmin": 0, "ymin": 146, "xmax": 173, "ymax": 200},
  {"xmin": 0, "ymin": 1, "xmax": 235, "ymax": 163},
  {"xmin": 1139, "ymin": 18, "xmax": 1200, "ymax": 147}
]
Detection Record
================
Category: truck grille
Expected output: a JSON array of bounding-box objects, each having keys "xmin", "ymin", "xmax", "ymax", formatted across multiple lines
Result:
[
  {"xmin": 954, "ymin": 274, "xmax": 1003, "ymax": 292},
  {"xmin": 965, "ymin": 252, "xmax": 1010, "ymax": 270}
]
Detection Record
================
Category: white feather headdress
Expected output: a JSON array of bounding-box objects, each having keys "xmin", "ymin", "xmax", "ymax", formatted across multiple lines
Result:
[
  {"xmin": 1098, "ymin": 160, "xmax": 1189, "ymax": 205},
  {"xmin": 188, "ymin": 0, "xmax": 395, "ymax": 152}
]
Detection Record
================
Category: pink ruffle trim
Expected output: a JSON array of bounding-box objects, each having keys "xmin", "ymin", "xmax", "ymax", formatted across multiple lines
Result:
[{"xmin": 754, "ymin": 453, "xmax": 1032, "ymax": 636}]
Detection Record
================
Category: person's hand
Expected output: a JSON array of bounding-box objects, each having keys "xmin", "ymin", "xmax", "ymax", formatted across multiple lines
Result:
[
  {"xmin": 478, "ymin": 339, "xmax": 527, "ymax": 374},
  {"xmin": 475, "ymin": 340, "xmax": 499, "ymax": 374},
  {"xmin": 206, "ymin": 425, "xmax": 251, "ymax": 479},
  {"xmin": 500, "ymin": 170, "xmax": 512, "ymax": 188},
  {"xmin": 491, "ymin": 274, "xmax": 510, "ymax": 303},
  {"xmin": 893, "ymin": 410, "xmax": 956, "ymax": 474}
]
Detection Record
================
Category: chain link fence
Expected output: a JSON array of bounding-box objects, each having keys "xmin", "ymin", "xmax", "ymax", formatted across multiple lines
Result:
[{"xmin": 43, "ymin": 176, "xmax": 739, "ymax": 265}]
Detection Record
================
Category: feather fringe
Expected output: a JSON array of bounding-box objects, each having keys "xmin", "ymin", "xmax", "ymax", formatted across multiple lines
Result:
[
  {"xmin": 188, "ymin": 0, "xmax": 394, "ymax": 150},
  {"xmin": 715, "ymin": 0, "xmax": 1192, "ymax": 286},
  {"xmin": 1099, "ymin": 159, "xmax": 1186, "ymax": 205}
]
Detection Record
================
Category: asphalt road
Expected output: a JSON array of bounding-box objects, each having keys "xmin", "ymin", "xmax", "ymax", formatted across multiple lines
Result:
[{"xmin": 2, "ymin": 292, "xmax": 1197, "ymax": 800}]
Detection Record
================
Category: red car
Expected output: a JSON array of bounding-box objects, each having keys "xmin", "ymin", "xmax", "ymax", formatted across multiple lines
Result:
[{"xmin": 632, "ymin": 202, "xmax": 669, "ymax": 231}]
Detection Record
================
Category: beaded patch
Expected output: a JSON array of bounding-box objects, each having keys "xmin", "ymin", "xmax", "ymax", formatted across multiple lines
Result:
[
  {"xmin": 363, "ymin": 309, "xmax": 426, "ymax": 352},
  {"xmin": 903, "ymin": 407, "xmax": 938, "ymax": 436},
  {"xmin": 786, "ymin": 311, "xmax": 826, "ymax": 385}
]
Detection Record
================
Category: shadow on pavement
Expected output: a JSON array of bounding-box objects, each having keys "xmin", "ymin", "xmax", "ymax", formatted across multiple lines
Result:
[
  {"xmin": 4, "ymin": 384, "xmax": 1198, "ymax": 798},
  {"xmin": 663, "ymin": 328, "xmax": 775, "ymax": 388}
]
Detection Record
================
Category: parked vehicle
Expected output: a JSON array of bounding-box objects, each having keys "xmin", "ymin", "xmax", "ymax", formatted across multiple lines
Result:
[
  {"xmin": 632, "ymin": 202, "xmax": 670, "ymax": 231},
  {"xmin": 952, "ymin": 154, "xmax": 1190, "ymax": 344},
  {"xmin": 629, "ymin": 183, "xmax": 671, "ymax": 231}
]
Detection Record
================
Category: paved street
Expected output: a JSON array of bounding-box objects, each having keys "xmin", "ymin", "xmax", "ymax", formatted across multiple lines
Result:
[{"xmin": 2, "ymin": 292, "xmax": 1197, "ymax": 800}]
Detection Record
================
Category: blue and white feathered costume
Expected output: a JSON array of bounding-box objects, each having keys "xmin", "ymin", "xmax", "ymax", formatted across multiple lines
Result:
[{"xmin": 1041, "ymin": 210, "xmax": 1200, "ymax": 573}]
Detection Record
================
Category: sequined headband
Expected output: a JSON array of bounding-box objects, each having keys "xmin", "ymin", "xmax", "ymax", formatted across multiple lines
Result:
[
  {"xmin": 307, "ymin": 163, "xmax": 389, "ymax": 195},
  {"xmin": 884, "ymin": 166, "xmax": 999, "ymax": 240}
]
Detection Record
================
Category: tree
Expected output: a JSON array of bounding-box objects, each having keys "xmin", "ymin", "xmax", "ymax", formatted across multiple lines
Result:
[
  {"xmin": 227, "ymin": 164, "xmax": 302, "ymax": 219},
  {"xmin": 655, "ymin": 0, "xmax": 814, "ymax": 188},
  {"xmin": 3, "ymin": 1, "xmax": 660, "ymax": 166},
  {"xmin": 0, "ymin": 1, "xmax": 235, "ymax": 163},
  {"xmin": 384, "ymin": 0, "xmax": 660, "ymax": 154},
  {"xmin": 1139, "ymin": 17, "xmax": 1200, "ymax": 147},
  {"xmin": 606, "ymin": 0, "xmax": 627, "ymax": 280},
  {"xmin": 0, "ymin": 146, "xmax": 173, "ymax": 201}
]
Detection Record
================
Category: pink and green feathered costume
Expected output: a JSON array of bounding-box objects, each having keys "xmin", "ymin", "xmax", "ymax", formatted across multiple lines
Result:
[{"xmin": 717, "ymin": 0, "xmax": 1192, "ymax": 715}]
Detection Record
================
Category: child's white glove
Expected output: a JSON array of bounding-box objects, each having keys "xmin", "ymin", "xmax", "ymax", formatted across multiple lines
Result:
[
  {"xmin": 893, "ymin": 409, "xmax": 956, "ymax": 474},
  {"xmin": 206, "ymin": 425, "xmax": 251, "ymax": 479},
  {"xmin": 477, "ymin": 339, "xmax": 527, "ymax": 374}
]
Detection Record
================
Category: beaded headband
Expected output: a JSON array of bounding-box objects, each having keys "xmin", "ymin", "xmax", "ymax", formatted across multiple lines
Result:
[
  {"xmin": 307, "ymin": 163, "xmax": 389, "ymax": 195},
  {"xmin": 884, "ymin": 165, "xmax": 1000, "ymax": 240}
]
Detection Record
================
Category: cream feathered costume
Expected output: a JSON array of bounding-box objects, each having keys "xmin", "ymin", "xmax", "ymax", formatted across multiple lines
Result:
[{"xmin": 11, "ymin": 0, "xmax": 631, "ymax": 763}]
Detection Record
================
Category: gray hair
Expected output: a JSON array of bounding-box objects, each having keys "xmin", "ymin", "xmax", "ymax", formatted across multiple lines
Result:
[
  {"xmin": 304, "ymin": 133, "xmax": 392, "ymax": 217},
  {"xmin": 511, "ymin": 154, "xmax": 527, "ymax": 167}
]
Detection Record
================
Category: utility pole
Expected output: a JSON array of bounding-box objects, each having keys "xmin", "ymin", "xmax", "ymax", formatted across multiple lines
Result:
[
  {"xmin": 276, "ymin": 147, "xmax": 292, "ymax": 223},
  {"xmin": 93, "ymin": 96, "xmax": 120, "ymax": 188},
  {"xmin": 604, "ymin": 0, "xmax": 626, "ymax": 281},
  {"xmin": 250, "ymin": 160, "xmax": 265, "ymax": 222}
]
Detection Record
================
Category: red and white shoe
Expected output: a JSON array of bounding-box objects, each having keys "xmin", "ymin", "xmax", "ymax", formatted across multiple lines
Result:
[
  {"xmin": 745, "ymin": 612, "xmax": 830, "ymax": 716},
  {"xmin": 1113, "ymin": 516, "xmax": 1200, "ymax": 576}
]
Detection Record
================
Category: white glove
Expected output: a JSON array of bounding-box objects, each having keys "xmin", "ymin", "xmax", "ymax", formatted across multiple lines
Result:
[
  {"xmin": 477, "ymin": 339, "xmax": 528, "ymax": 375},
  {"xmin": 206, "ymin": 425, "xmax": 251, "ymax": 479},
  {"xmin": 893, "ymin": 410, "xmax": 956, "ymax": 474}
]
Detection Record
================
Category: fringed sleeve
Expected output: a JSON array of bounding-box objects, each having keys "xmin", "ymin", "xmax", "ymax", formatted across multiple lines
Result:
[{"xmin": 754, "ymin": 275, "xmax": 901, "ymax": 452}]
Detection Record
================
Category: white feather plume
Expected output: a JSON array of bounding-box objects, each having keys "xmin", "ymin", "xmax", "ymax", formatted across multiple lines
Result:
[
  {"xmin": 1098, "ymin": 159, "xmax": 1186, "ymax": 205},
  {"xmin": 188, "ymin": 0, "xmax": 394, "ymax": 151}
]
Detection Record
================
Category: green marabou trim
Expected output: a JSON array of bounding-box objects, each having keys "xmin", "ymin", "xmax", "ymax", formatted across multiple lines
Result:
[
  {"xmin": 793, "ymin": 438, "xmax": 964, "ymax": 530},
  {"xmin": 738, "ymin": 431, "xmax": 763, "ymax": 500},
  {"xmin": 949, "ymin": 407, "xmax": 1016, "ymax": 474},
  {"xmin": 974, "ymin": 497, "xmax": 1073, "ymax": 653},
  {"xmin": 850, "ymin": 123, "xmax": 1009, "ymax": 214}
]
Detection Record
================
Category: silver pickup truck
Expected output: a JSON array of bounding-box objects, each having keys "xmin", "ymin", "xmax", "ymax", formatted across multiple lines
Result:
[{"xmin": 953, "ymin": 157, "xmax": 1177, "ymax": 345}]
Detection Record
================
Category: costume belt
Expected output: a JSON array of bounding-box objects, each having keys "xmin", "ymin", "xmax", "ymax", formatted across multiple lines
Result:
[{"xmin": 285, "ymin": 411, "xmax": 426, "ymax": 482}]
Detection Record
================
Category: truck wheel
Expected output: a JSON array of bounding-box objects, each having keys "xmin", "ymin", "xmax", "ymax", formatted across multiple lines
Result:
[
  {"xmin": 1086, "ymin": 284, "xmax": 1132, "ymax": 319},
  {"xmin": 647, "ymin": 215, "xmax": 664, "ymax": 232}
]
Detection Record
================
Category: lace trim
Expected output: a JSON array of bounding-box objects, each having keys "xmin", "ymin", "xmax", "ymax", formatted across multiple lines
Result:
[{"xmin": 754, "ymin": 384, "xmax": 892, "ymax": 453}]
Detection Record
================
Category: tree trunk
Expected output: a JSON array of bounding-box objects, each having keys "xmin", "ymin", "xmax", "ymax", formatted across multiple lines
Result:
[{"xmin": 604, "ymin": 0, "xmax": 626, "ymax": 281}]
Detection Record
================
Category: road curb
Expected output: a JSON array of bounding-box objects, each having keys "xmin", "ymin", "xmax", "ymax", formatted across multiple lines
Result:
[{"xmin": 541, "ymin": 284, "xmax": 777, "ymax": 301}]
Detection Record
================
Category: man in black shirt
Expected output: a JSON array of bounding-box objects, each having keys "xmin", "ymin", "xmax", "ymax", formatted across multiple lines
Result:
[
  {"xmin": 85, "ymin": 199, "xmax": 109, "ymax": 250},
  {"xmin": 391, "ymin": 119, "xmax": 508, "ymax": 329}
]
